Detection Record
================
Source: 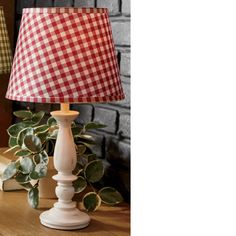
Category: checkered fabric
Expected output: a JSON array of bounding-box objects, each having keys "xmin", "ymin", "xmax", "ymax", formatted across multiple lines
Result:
[
  {"xmin": 0, "ymin": 6, "xmax": 12, "ymax": 74},
  {"xmin": 6, "ymin": 8, "xmax": 124, "ymax": 103}
]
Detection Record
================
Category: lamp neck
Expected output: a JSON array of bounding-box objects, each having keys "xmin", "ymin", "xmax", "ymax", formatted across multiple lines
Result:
[{"xmin": 60, "ymin": 103, "xmax": 70, "ymax": 112}]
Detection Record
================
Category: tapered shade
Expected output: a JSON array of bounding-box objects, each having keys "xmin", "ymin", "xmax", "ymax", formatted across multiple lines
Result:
[
  {"xmin": 6, "ymin": 8, "xmax": 124, "ymax": 103},
  {"xmin": 0, "ymin": 6, "xmax": 12, "ymax": 74}
]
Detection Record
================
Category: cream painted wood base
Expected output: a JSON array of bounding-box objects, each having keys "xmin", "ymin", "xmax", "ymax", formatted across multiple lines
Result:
[
  {"xmin": 39, "ymin": 109, "xmax": 90, "ymax": 230},
  {"xmin": 40, "ymin": 205, "xmax": 90, "ymax": 230}
]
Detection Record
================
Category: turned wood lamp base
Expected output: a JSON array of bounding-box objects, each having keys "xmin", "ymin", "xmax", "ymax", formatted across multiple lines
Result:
[
  {"xmin": 39, "ymin": 103, "xmax": 90, "ymax": 230},
  {"xmin": 40, "ymin": 205, "xmax": 90, "ymax": 230}
]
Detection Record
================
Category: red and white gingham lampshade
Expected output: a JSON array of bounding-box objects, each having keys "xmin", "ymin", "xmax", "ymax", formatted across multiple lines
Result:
[
  {"xmin": 6, "ymin": 8, "xmax": 124, "ymax": 103},
  {"xmin": 0, "ymin": 6, "xmax": 12, "ymax": 74}
]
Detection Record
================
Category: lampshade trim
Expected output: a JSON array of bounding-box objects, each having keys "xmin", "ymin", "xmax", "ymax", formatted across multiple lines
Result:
[{"xmin": 23, "ymin": 8, "xmax": 108, "ymax": 14}]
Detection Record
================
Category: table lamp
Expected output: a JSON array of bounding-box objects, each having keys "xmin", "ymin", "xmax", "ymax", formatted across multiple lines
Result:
[
  {"xmin": 0, "ymin": 6, "xmax": 12, "ymax": 74},
  {"xmin": 6, "ymin": 8, "xmax": 124, "ymax": 230}
]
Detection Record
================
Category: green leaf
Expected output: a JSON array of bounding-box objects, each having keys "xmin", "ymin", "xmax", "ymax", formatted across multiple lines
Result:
[
  {"xmin": 32, "ymin": 111, "xmax": 45, "ymax": 125},
  {"xmin": 35, "ymin": 164, "xmax": 47, "ymax": 177},
  {"xmin": 72, "ymin": 162, "xmax": 84, "ymax": 175},
  {"xmin": 24, "ymin": 135, "xmax": 42, "ymax": 153},
  {"xmin": 14, "ymin": 149, "xmax": 31, "ymax": 157},
  {"xmin": 72, "ymin": 126, "xmax": 83, "ymax": 136},
  {"xmin": 40, "ymin": 151, "xmax": 49, "ymax": 164},
  {"xmin": 13, "ymin": 110, "xmax": 33, "ymax": 120},
  {"xmin": 33, "ymin": 150, "xmax": 49, "ymax": 165},
  {"xmin": 2, "ymin": 163, "xmax": 17, "ymax": 180},
  {"xmin": 29, "ymin": 171, "xmax": 39, "ymax": 180},
  {"xmin": 78, "ymin": 134, "xmax": 96, "ymax": 143},
  {"xmin": 34, "ymin": 125, "xmax": 49, "ymax": 134},
  {"xmin": 15, "ymin": 160, "xmax": 21, "ymax": 170},
  {"xmin": 8, "ymin": 136, "xmax": 17, "ymax": 148},
  {"xmin": 33, "ymin": 151, "xmax": 49, "ymax": 165},
  {"xmin": 22, "ymin": 121, "xmax": 36, "ymax": 126},
  {"xmin": 71, "ymin": 121, "xmax": 76, "ymax": 127},
  {"xmin": 30, "ymin": 164, "xmax": 47, "ymax": 179},
  {"xmin": 17, "ymin": 127, "xmax": 34, "ymax": 147},
  {"xmin": 78, "ymin": 135, "xmax": 96, "ymax": 145},
  {"xmin": 47, "ymin": 116, "xmax": 57, "ymax": 126},
  {"xmin": 33, "ymin": 154, "xmax": 41, "ymax": 165},
  {"xmin": 85, "ymin": 122, "xmax": 106, "ymax": 131},
  {"xmin": 15, "ymin": 173, "xmax": 31, "ymax": 183},
  {"xmin": 36, "ymin": 132, "xmax": 48, "ymax": 144},
  {"xmin": 77, "ymin": 145, "xmax": 86, "ymax": 155},
  {"xmin": 49, "ymin": 129, "xmax": 58, "ymax": 139},
  {"xmin": 78, "ymin": 139, "xmax": 96, "ymax": 146},
  {"xmin": 7, "ymin": 122, "xmax": 28, "ymax": 138},
  {"xmin": 73, "ymin": 176, "xmax": 87, "ymax": 193},
  {"xmin": 84, "ymin": 160, "xmax": 104, "ymax": 183},
  {"xmin": 82, "ymin": 192, "xmax": 101, "ymax": 212},
  {"xmin": 79, "ymin": 134, "xmax": 94, "ymax": 140},
  {"xmin": 87, "ymin": 154, "xmax": 97, "ymax": 162},
  {"xmin": 28, "ymin": 187, "xmax": 39, "ymax": 208},
  {"xmin": 20, "ymin": 157, "xmax": 34, "ymax": 174},
  {"xmin": 98, "ymin": 187, "xmax": 123, "ymax": 205}
]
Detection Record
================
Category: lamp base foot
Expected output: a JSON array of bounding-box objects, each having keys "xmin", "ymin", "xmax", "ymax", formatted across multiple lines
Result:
[{"xmin": 40, "ymin": 206, "xmax": 90, "ymax": 230}]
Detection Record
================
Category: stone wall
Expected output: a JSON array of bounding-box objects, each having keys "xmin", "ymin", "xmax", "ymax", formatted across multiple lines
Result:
[{"xmin": 15, "ymin": 0, "xmax": 130, "ymax": 202}]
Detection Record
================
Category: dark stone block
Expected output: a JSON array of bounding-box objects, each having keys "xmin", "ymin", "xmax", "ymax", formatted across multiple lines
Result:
[
  {"xmin": 17, "ymin": 0, "xmax": 35, "ymax": 15},
  {"xmin": 106, "ymin": 137, "xmax": 130, "ymax": 169},
  {"xmin": 118, "ymin": 113, "xmax": 130, "ymax": 138},
  {"xmin": 72, "ymin": 104, "xmax": 93, "ymax": 124},
  {"xmin": 122, "ymin": 0, "xmax": 130, "ymax": 15},
  {"xmin": 97, "ymin": 0, "xmax": 120, "ymax": 15},
  {"xmin": 87, "ymin": 132, "xmax": 104, "ymax": 158},
  {"xmin": 116, "ymin": 79, "xmax": 130, "ymax": 107},
  {"xmin": 36, "ymin": 0, "xmax": 53, "ymax": 7},
  {"xmin": 74, "ymin": 0, "xmax": 95, "ymax": 7},
  {"xmin": 120, "ymin": 52, "xmax": 130, "ymax": 76},
  {"xmin": 111, "ymin": 21, "xmax": 130, "ymax": 46},
  {"xmin": 54, "ymin": 0, "xmax": 73, "ymax": 7},
  {"xmin": 93, "ymin": 107, "xmax": 118, "ymax": 133}
]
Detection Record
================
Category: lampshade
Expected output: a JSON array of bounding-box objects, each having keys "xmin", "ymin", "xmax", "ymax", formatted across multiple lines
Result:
[
  {"xmin": 0, "ymin": 6, "xmax": 12, "ymax": 74},
  {"xmin": 6, "ymin": 8, "xmax": 124, "ymax": 103}
]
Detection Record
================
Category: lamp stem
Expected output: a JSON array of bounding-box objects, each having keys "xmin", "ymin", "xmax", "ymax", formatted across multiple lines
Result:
[
  {"xmin": 39, "ymin": 109, "xmax": 90, "ymax": 230},
  {"xmin": 60, "ymin": 103, "xmax": 70, "ymax": 112}
]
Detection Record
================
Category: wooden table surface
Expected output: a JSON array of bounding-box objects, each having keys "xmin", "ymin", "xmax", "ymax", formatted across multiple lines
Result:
[{"xmin": 0, "ymin": 190, "xmax": 130, "ymax": 236}]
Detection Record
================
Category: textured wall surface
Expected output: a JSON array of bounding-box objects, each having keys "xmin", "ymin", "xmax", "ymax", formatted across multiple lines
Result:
[{"xmin": 15, "ymin": 0, "xmax": 130, "ymax": 202}]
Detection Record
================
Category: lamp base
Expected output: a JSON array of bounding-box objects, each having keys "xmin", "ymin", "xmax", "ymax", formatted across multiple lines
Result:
[
  {"xmin": 40, "ymin": 202, "xmax": 90, "ymax": 230},
  {"xmin": 39, "ymin": 109, "xmax": 90, "ymax": 230}
]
